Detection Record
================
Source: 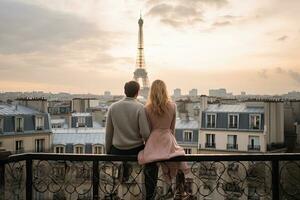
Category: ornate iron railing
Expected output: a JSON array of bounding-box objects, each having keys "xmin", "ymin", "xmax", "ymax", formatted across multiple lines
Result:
[{"xmin": 1, "ymin": 153, "xmax": 300, "ymax": 200}]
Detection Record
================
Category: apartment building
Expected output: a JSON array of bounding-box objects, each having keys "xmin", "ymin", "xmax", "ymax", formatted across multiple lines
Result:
[{"xmin": 0, "ymin": 102, "xmax": 52, "ymax": 154}]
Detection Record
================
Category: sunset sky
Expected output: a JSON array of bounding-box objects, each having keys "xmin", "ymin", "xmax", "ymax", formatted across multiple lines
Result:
[{"xmin": 0, "ymin": 0, "xmax": 300, "ymax": 95}]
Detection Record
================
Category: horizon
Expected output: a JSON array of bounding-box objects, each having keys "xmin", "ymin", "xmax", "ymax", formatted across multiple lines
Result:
[{"xmin": 0, "ymin": 0, "xmax": 300, "ymax": 95}]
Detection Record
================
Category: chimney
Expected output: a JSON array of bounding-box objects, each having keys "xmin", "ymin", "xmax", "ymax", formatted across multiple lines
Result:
[
  {"xmin": 16, "ymin": 98, "xmax": 48, "ymax": 113},
  {"xmin": 200, "ymin": 95, "xmax": 208, "ymax": 111}
]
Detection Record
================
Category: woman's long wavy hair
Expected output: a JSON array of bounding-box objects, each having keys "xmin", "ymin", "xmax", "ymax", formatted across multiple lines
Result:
[{"xmin": 147, "ymin": 79, "xmax": 170, "ymax": 116}]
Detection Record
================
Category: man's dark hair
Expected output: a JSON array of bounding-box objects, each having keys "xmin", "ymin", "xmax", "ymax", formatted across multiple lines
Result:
[{"xmin": 124, "ymin": 81, "xmax": 140, "ymax": 97}]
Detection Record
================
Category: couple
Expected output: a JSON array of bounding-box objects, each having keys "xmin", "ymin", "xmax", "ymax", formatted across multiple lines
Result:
[{"xmin": 105, "ymin": 80, "xmax": 188, "ymax": 200}]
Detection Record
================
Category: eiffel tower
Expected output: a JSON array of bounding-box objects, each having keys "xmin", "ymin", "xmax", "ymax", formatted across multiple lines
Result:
[{"xmin": 133, "ymin": 15, "xmax": 149, "ymax": 99}]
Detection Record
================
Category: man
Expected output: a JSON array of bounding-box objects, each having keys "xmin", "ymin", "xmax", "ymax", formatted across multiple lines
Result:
[{"xmin": 105, "ymin": 81, "xmax": 158, "ymax": 200}]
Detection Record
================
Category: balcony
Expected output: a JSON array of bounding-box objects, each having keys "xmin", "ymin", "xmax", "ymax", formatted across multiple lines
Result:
[
  {"xmin": 227, "ymin": 144, "xmax": 238, "ymax": 150},
  {"xmin": 248, "ymin": 145, "xmax": 261, "ymax": 151},
  {"xmin": 0, "ymin": 153, "xmax": 300, "ymax": 200},
  {"xmin": 205, "ymin": 143, "xmax": 216, "ymax": 148}
]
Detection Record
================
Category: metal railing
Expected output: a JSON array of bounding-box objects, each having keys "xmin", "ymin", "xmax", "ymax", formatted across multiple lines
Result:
[
  {"xmin": 248, "ymin": 145, "xmax": 261, "ymax": 151},
  {"xmin": 205, "ymin": 143, "xmax": 216, "ymax": 148},
  {"xmin": 1, "ymin": 153, "xmax": 300, "ymax": 200},
  {"xmin": 227, "ymin": 144, "xmax": 238, "ymax": 150}
]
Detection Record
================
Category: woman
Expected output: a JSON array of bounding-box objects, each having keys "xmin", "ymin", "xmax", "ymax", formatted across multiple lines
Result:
[{"xmin": 138, "ymin": 79, "xmax": 188, "ymax": 182}]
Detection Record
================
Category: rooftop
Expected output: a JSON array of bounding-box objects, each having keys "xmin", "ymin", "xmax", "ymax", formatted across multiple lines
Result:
[
  {"xmin": 0, "ymin": 104, "xmax": 41, "ymax": 115},
  {"xmin": 52, "ymin": 128, "xmax": 105, "ymax": 145},
  {"xmin": 176, "ymin": 118, "xmax": 199, "ymax": 129},
  {"xmin": 205, "ymin": 103, "xmax": 264, "ymax": 113}
]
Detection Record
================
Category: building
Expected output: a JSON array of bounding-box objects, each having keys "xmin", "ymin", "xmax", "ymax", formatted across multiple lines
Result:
[
  {"xmin": 173, "ymin": 88, "xmax": 182, "ymax": 98},
  {"xmin": 51, "ymin": 110, "xmax": 105, "ymax": 154},
  {"xmin": 209, "ymin": 88, "xmax": 233, "ymax": 98},
  {"xmin": 188, "ymin": 89, "xmax": 198, "ymax": 97},
  {"xmin": 0, "ymin": 103, "xmax": 52, "ymax": 154},
  {"xmin": 72, "ymin": 98, "xmax": 100, "ymax": 113},
  {"xmin": 175, "ymin": 116, "xmax": 199, "ymax": 154},
  {"xmin": 199, "ymin": 100, "xmax": 284, "ymax": 153}
]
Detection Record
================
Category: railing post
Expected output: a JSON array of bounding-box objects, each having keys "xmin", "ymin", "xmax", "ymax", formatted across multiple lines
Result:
[
  {"xmin": 93, "ymin": 160, "xmax": 99, "ymax": 200},
  {"xmin": 272, "ymin": 160, "xmax": 280, "ymax": 200},
  {"xmin": 26, "ymin": 158, "xmax": 32, "ymax": 200},
  {"xmin": 0, "ymin": 162, "xmax": 5, "ymax": 200}
]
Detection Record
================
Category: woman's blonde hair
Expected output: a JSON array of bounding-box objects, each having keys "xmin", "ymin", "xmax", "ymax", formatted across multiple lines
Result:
[{"xmin": 147, "ymin": 79, "xmax": 170, "ymax": 115}]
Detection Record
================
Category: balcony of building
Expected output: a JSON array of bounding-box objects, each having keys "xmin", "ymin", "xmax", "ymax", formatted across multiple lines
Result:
[{"xmin": 0, "ymin": 153, "xmax": 300, "ymax": 200}]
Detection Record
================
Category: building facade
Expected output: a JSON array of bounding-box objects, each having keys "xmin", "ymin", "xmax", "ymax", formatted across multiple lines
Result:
[{"xmin": 0, "ymin": 103, "xmax": 52, "ymax": 154}]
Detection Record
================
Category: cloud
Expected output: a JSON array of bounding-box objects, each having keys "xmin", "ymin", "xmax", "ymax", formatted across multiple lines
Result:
[
  {"xmin": 288, "ymin": 70, "xmax": 300, "ymax": 83},
  {"xmin": 274, "ymin": 67, "xmax": 300, "ymax": 84},
  {"xmin": 212, "ymin": 21, "xmax": 231, "ymax": 27},
  {"xmin": 277, "ymin": 35, "xmax": 288, "ymax": 42},
  {"xmin": 0, "ymin": 0, "xmax": 110, "ymax": 54},
  {"xmin": 146, "ymin": 0, "xmax": 227, "ymax": 28}
]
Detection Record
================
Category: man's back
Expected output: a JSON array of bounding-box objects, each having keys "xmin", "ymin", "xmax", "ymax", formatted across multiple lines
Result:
[{"xmin": 105, "ymin": 97, "xmax": 150, "ymax": 153}]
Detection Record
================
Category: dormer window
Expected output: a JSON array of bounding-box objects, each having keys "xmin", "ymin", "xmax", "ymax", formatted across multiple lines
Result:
[
  {"xmin": 74, "ymin": 144, "xmax": 84, "ymax": 154},
  {"xmin": 55, "ymin": 145, "xmax": 65, "ymax": 154},
  {"xmin": 15, "ymin": 117, "xmax": 24, "ymax": 132},
  {"xmin": 93, "ymin": 145, "xmax": 103, "ymax": 154},
  {"xmin": 77, "ymin": 117, "xmax": 86, "ymax": 127},
  {"xmin": 183, "ymin": 130, "xmax": 193, "ymax": 142},
  {"xmin": 35, "ymin": 116, "xmax": 44, "ymax": 130},
  {"xmin": 0, "ymin": 118, "xmax": 3, "ymax": 133},
  {"xmin": 228, "ymin": 114, "xmax": 239, "ymax": 129},
  {"xmin": 206, "ymin": 113, "xmax": 216, "ymax": 128},
  {"xmin": 250, "ymin": 114, "xmax": 261, "ymax": 130}
]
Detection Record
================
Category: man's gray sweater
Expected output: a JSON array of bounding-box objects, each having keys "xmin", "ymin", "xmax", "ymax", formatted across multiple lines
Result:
[{"xmin": 105, "ymin": 97, "xmax": 150, "ymax": 153}]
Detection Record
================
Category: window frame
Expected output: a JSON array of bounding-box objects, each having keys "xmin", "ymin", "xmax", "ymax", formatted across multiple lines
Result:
[
  {"xmin": 15, "ymin": 140, "xmax": 24, "ymax": 153},
  {"xmin": 74, "ymin": 144, "xmax": 85, "ymax": 154},
  {"xmin": 183, "ymin": 130, "xmax": 193, "ymax": 142},
  {"xmin": 206, "ymin": 113, "xmax": 217, "ymax": 129},
  {"xmin": 35, "ymin": 115, "xmax": 45, "ymax": 130},
  {"xmin": 55, "ymin": 145, "xmax": 65, "ymax": 154},
  {"xmin": 184, "ymin": 148, "xmax": 192, "ymax": 154},
  {"xmin": 15, "ymin": 116, "xmax": 24, "ymax": 132},
  {"xmin": 228, "ymin": 113, "xmax": 239, "ymax": 129},
  {"xmin": 93, "ymin": 145, "xmax": 103, "ymax": 154},
  {"xmin": 249, "ymin": 114, "xmax": 261, "ymax": 130},
  {"xmin": 35, "ymin": 138, "xmax": 45, "ymax": 153}
]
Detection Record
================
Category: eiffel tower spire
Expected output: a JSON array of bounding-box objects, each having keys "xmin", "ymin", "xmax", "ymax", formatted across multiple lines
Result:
[{"xmin": 133, "ymin": 14, "xmax": 149, "ymax": 98}]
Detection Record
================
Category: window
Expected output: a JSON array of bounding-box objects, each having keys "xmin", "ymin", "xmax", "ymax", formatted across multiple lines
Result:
[
  {"xmin": 228, "ymin": 114, "xmax": 238, "ymax": 129},
  {"xmin": 15, "ymin": 140, "xmax": 24, "ymax": 153},
  {"xmin": 77, "ymin": 117, "xmax": 86, "ymax": 127},
  {"xmin": 205, "ymin": 134, "xmax": 215, "ymax": 148},
  {"xmin": 15, "ymin": 117, "xmax": 24, "ymax": 132},
  {"xmin": 52, "ymin": 124, "xmax": 62, "ymax": 128},
  {"xmin": 55, "ymin": 146, "xmax": 65, "ymax": 153},
  {"xmin": 35, "ymin": 116, "xmax": 44, "ymax": 130},
  {"xmin": 227, "ymin": 135, "xmax": 238, "ymax": 149},
  {"xmin": 250, "ymin": 114, "xmax": 261, "ymax": 130},
  {"xmin": 184, "ymin": 148, "xmax": 192, "ymax": 154},
  {"xmin": 183, "ymin": 131, "xmax": 193, "ymax": 142},
  {"xmin": 74, "ymin": 145, "xmax": 84, "ymax": 154},
  {"xmin": 35, "ymin": 139, "xmax": 45, "ymax": 152},
  {"xmin": 206, "ymin": 114, "xmax": 216, "ymax": 128},
  {"xmin": 248, "ymin": 136, "xmax": 260, "ymax": 151},
  {"xmin": 93, "ymin": 145, "xmax": 103, "ymax": 154},
  {"xmin": 0, "ymin": 118, "xmax": 3, "ymax": 133}
]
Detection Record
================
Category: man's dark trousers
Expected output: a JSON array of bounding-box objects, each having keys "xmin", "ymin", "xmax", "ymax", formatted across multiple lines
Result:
[{"xmin": 110, "ymin": 145, "xmax": 158, "ymax": 200}]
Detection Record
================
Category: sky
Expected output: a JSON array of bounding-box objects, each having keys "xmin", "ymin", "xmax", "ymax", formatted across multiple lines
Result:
[{"xmin": 0, "ymin": 0, "xmax": 300, "ymax": 95}]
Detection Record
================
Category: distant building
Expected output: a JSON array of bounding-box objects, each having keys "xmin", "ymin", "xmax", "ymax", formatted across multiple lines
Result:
[
  {"xmin": 209, "ymin": 88, "xmax": 227, "ymax": 97},
  {"xmin": 104, "ymin": 91, "xmax": 111, "ymax": 97},
  {"xmin": 173, "ymin": 88, "xmax": 182, "ymax": 98},
  {"xmin": 241, "ymin": 91, "xmax": 246, "ymax": 96},
  {"xmin": 72, "ymin": 98, "xmax": 100, "ymax": 113},
  {"xmin": 189, "ymin": 89, "xmax": 198, "ymax": 97},
  {"xmin": 0, "ymin": 102, "xmax": 52, "ymax": 154}
]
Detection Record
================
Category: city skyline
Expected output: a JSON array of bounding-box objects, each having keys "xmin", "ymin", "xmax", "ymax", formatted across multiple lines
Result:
[{"xmin": 0, "ymin": 0, "xmax": 300, "ymax": 95}]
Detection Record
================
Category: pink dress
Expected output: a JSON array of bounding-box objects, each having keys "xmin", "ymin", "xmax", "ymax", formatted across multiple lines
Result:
[{"xmin": 138, "ymin": 102, "xmax": 189, "ymax": 181}]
